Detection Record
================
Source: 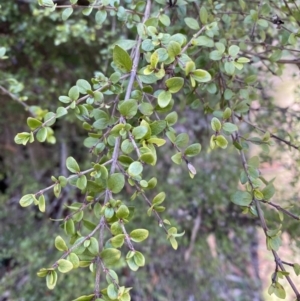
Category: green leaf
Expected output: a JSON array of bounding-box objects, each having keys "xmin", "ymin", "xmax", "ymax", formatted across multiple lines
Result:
[
  {"xmin": 106, "ymin": 269, "xmax": 119, "ymax": 284},
  {"xmin": 108, "ymin": 173, "xmax": 125, "ymax": 194},
  {"xmin": 273, "ymin": 281, "xmax": 286, "ymax": 299},
  {"xmin": 107, "ymin": 283, "xmax": 118, "ymax": 300},
  {"xmin": 150, "ymin": 51, "xmax": 159, "ymax": 68},
  {"xmin": 165, "ymin": 112, "xmax": 178, "ymax": 126},
  {"xmin": 150, "ymin": 120, "xmax": 167, "ymax": 135},
  {"xmin": 119, "ymin": 99, "xmax": 138, "ymax": 119},
  {"xmin": 175, "ymin": 133, "xmax": 189, "ymax": 148},
  {"xmin": 268, "ymin": 235, "xmax": 281, "ymax": 251},
  {"xmin": 14, "ymin": 132, "xmax": 32, "ymax": 145},
  {"xmin": 257, "ymin": 19, "xmax": 268, "ymax": 28},
  {"xmin": 59, "ymin": 96, "xmax": 72, "ymax": 103},
  {"xmin": 152, "ymin": 192, "xmax": 166, "ymax": 205},
  {"xmin": 236, "ymin": 57, "xmax": 250, "ymax": 63},
  {"xmin": 76, "ymin": 79, "xmax": 91, "ymax": 94},
  {"xmin": 159, "ymin": 14, "xmax": 170, "ymax": 26},
  {"xmin": 293, "ymin": 263, "xmax": 300, "ymax": 276},
  {"xmin": 76, "ymin": 175, "xmax": 87, "ymax": 190},
  {"xmin": 88, "ymin": 237, "xmax": 99, "ymax": 255},
  {"xmin": 224, "ymin": 61, "xmax": 235, "ymax": 75},
  {"xmin": 171, "ymin": 152, "xmax": 182, "ymax": 165},
  {"xmin": 228, "ymin": 45, "xmax": 240, "ymax": 57},
  {"xmin": 46, "ymin": 271, "xmax": 57, "ymax": 290},
  {"xmin": 147, "ymin": 137, "xmax": 166, "ymax": 147},
  {"xmin": 184, "ymin": 17, "xmax": 200, "ymax": 30},
  {"xmin": 95, "ymin": 10, "xmax": 107, "ymax": 25},
  {"xmin": 191, "ymin": 69, "xmax": 211, "ymax": 82},
  {"xmin": 215, "ymin": 135, "xmax": 228, "ymax": 149},
  {"xmin": 93, "ymin": 110, "xmax": 109, "ymax": 130},
  {"xmin": 127, "ymin": 256, "xmax": 139, "ymax": 271},
  {"xmin": 269, "ymin": 49, "xmax": 282, "ymax": 62},
  {"xmin": 54, "ymin": 183, "xmax": 61, "ymax": 198},
  {"xmin": 36, "ymin": 127, "xmax": 47, "ymax": 142},
  {"xmin": 82, "ymin": 6, "xmax": 93, "ymax": 16},
  {"xmin": 27, "ymin": 117, "xmax": 42, "ymax": 130},
  {"xmin": 134, "ymin": 251, "xmax": 145, "ymax": 266},
  {"xmin": 55, "ymin": 236, "xmax": 68, "ymax": 252},
  {"xmin": 38, "ymin": 194, "xmax": 46, "ymax": 212},
  {"xmin": 215, "ymin": 42, "xmax": 225, "ymax": 54},
  {"xmin": 223, "ymin": 122, "xmax": 238, "ymax": 133},
  {"xmin": 116, "ymin": 205, "xmax": 129, "ymax": 219},
  {"xmin": 222, "ymin": 108, "xmax": 232, "ymax": 119},
  {"xmin": 62, "ymin": 7, "xmax": 73, "ymax": 21},
  {"xmin": 111, "ymin": 222, "xmax": 123, "ymax": 235},
  {"xmin": 158, "ymin": 90, "xmax": 172, "ymax": 108},
  {"xmin": 64, "ymin": 219, "xmax": 75, "ymax": 235},
  {"xmin": 110, "ymin": 234, "xmax": 125, "ymax": 248},
  {"xmin": 193, "ymin": 36, "xmax": 214, "ymax": 47},
  {"xmin": 72, "ymin": 294, "xmax": 95, "ymax": 301},
  {"xmin": 169, "ymin": 236, "xmax": 178, "ymax": 250},
  {"xmin": 37, "ymin": 268, "xmax": 48, "ymax": 278},
  {"xmin": 209, "ymin": 50, "xmax": 223, "ymax": 60},
  {"xmin": 132, "ymin": 125, "xmax": 148, "ymax": 140},
  {"xmin": 140, "ymin": 152, "xmax": 155, "ymax": 165},
  {"xmin": 128, "ymin": 161, "xmax": 143, "ymax": 177},
  {"xmin": 44, "ymin": 112, "xmax": 56, "ymax": 126},
  {"xmin": 211, "ymin": 117, "xmax": 222, "ymax": 131},
  {"xmin": 262, "ymin": 183, "xmax": 275, "ymax": 200},
  {"xmin": 19, "ymin": 194, "xmax": 36, "ymax": 207},
  {"xmin": 105, "ymin": 207, "xmax": 114, "ymax": 219},
  {"xmin": 139, "ymin": 103, "xmax": 153, "ymax": 116},
  {"xmin": 231, "ymin": 190, "xmax": 252, "ymax": 206},
  {"xmin": 200, "ymin": 6, "xmax": 208, "ymax": 24},
  {"xmin": 0, "ymin": 47, "xmax": 6, "ymax": 58},
  {"xmin": 68, "ymin": 86, "xmax": 79, "ymax": 101},
  {"xmin": 59, "ymin": 176, "xmax": 68, "ymax": 187},
  {"xmin": 184, "ymin": 143, "xmax": 201, "ymax": 157},
  {"xmin": 167, "ymin": 41, "xmax": 181, "ymax": 57},
  {"xmin": 56, "ymin": 107, "xmax": 68, "ymax": 118},
  {"xmin": 254, "ymin": 189, "xmax": 264, "ymax": 200},
  {"xmin": 66, "ymin": 157, "xmax": 80, "ymax": 173},
  {"xmin": 100, "ymin": 248, "xmax": 121, "ymax": 266},
  {"xmin": 113, "ymin": 45, "xmax": 132, "ymax": 72},
  {"xmin": 57, "ymin": 259, "xmax": 73, "ymax": 273},
  {"xmin": 165, "ymin": 77, "xmax": 184, "ymax": 93},
  {"xmin": 130, "ymin": 229, "xmax": 149, "ymax": 242}
]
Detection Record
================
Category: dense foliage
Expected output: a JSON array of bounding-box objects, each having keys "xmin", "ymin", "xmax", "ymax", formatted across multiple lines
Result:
[{"xmin": 1, "ymin": 0, "xmax": 300, "ymax": 300}]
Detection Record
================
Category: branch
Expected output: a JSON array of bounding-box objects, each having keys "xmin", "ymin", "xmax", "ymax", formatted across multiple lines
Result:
[
  {"xmin": 94, "ymin": 1, "xmax": 152, "ymax": 292},
  {"xmin": 36, "ymin": 159, "xmax": 112, "ymax": 196},
  {"xmin": 94, "ymin": 189, "xmax": 112, "ymax": 297},
  {"xmin": 260, "ymin": 199, "xmax": 300, "ymax": 221},
  {"xmin": 184, "ymin": 211, "xmax": 201, "ymax": 262},
  {"xmin": 242, "ymin": 50, "xmax": 300, "ymax": 65},
  {"xmin": 120, "ymin": 221, "xmax": 135, "ymax": 251},
  {"xmin": 135, "ymin": 184, "xmax": 169, "ymax": 234},
  {"xmin": 282, "ymin": 0, "xmax": 300, "ymax": 27},
  {"xmin": 241, "ymin": 117, "xmax": 299, "ymax": 150},
  {"xmin": 250, "ymin": 0, "xmax": 263, "ymax": 40},
  {"xmin": 52, "ymin": 222, "xmax": 102, "ymax": 267},
  {"xmin": 54, "ymin": 4, "xmax": 144, "ymax": 16},
  {"xmin": 231, "ymin": 116, "xmax": 300, "ymax": 300},
  {"xmin": 0, "ymin": 85, "xmax": 36, "ymax": 116}
]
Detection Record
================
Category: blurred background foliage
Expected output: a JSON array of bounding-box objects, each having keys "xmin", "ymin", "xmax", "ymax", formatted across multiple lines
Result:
[{"xmin": 1, "ymin": 0, "xmax": 300, "ymax": 300}]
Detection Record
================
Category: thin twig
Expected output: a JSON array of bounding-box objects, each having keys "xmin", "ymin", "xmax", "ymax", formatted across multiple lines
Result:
[
  {"xmin": 250, "ymin": 0, "xmax": 263, "ymax": 40},
  {"xmin": 0, "ymin": 85, "xmax": 36, "ymax": 116},
  {"xmin": 241, "ymin": 117, "xmax": 299, "ymax": 150},
  {"xmin": 52, "ymin": 222, "xmax": 102, "ymax": 267},
  {"xmin": 260, "ymin": 200, "xmax": 300, "ymax": 221}
]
